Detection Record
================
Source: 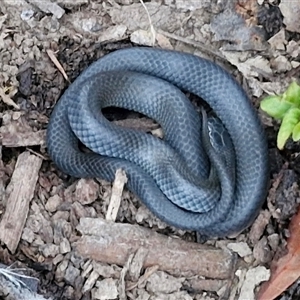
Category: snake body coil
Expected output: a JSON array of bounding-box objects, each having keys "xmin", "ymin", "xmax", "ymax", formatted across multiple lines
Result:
[{"xmin": 47, "ymin": 47, "xmax": 269, "ymax": 237}]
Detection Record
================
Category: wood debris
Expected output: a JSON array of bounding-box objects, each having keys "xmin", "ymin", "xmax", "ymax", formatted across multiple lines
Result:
[
  {"xmin": 1, "ymin": 130, "xmax": 46, "ymax": 147},
  {"xmin": 75, "ymin": 218, "xmax": 236, "ymax": 279},
  {"xmin": 106, "ymin": 169, "xmax": 128, "ymax": 221},
  {"xmin": 0, "ymin": 152, "xmax": 42, "ymax": 253}
]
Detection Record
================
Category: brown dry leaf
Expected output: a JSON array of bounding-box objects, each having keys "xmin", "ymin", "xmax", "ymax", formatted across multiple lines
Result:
[{"xmin": 258, "ymin": 207, "xmax": 300, "ymax": 300}]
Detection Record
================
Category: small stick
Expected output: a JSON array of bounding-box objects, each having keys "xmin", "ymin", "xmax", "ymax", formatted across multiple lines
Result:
[
  {"xmin": 106, "ymin": 169, "xmax": 128, "ymax": 221},
  {"xmin": 75, "ymin": 218, "xmax": 237, "ymax": 279},
  {"xmin": 0, "ymin": 152, "xmax": 42, "ymax": 253}
]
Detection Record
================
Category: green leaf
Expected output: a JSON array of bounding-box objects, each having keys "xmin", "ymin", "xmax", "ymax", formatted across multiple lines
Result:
[
  {"xmin": 260, "ymin": 95, "xmax": 293, "ymax": 120},
  {"xmin": 283, "ymin": 81, "xmax": 300, "ymax": 105},
  {"xmin": 278, "ymin": 107, "xmax": 300, "ymax": 149},
  {"xmin": 292, "ymin": 122, "xmax": 300, "ymax": 142}
]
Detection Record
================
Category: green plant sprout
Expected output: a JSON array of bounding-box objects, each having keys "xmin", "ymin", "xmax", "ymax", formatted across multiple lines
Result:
[{"xmin": 260, "ymin": 81, "xmax": 300, "ymax": 150}]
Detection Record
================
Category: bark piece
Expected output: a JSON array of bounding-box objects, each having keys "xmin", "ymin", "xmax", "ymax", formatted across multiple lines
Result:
[
  {"xmin": 129, "ymin": 247, "xmax": 149, "ymax": 281},
  {"xmin": 28, "ymin": 0, "xmax": 65, "ymax": 19},
  {"xmin": 1, "ymin": 130, "xmax": 46, "ymax": 147},
  {"xmin": 0, "ymin": 151, "xmax": 42, "ymax": 253},
  {"xmin": 82, "ymin": 270, "xmax": 100, "ymax": 293},
  {"xmin": 74, "ymin": 179, "xmax": 99, "ymax": 205},
  {"xmin": 75, "ymin": 218, "xmax": 236, "ymax": 279},
  {"xmin": 279, "ymin": 0, "xmax": 300, "ymax": 33},
  {"xmin": 92, "ymin": 278, "xmax": 118, "ymax": 300},
  {"xmin": 146, "ymin": 271, "xmax": 184, "ymax": 293}
]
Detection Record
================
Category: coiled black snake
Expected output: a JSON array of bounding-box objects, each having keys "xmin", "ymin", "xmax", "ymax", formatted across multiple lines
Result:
[{"xmin": 47, "ymin": 47, "xmax": 269, "ymax": 237}]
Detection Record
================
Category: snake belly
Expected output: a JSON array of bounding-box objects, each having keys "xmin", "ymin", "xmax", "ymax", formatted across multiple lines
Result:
[{"xmin": 46, "ymin": 47, "xmax": 269, "ymax": 237}]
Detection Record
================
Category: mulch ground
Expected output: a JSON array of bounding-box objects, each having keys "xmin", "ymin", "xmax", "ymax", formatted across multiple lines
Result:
[{"xmin": 1, "ymin": 0, "xmax": 300, "ymax": 299}]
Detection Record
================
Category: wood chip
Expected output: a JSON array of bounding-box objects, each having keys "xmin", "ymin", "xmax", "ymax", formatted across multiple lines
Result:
[
  {"xmin": 0, "ymin": 151, "xmax": 42, "ymax": 253},
  {"xmin": 1, "ymin": 130, "xmax": 46, "ymax": 147},
  {"xmin": 74, "ymin": 179, "xmax": 99, "ymax": 205},
  {"xmin": 28, "ymin": 0, "xmax": 65, "ymax": 19},
  {"xmin": 82, "ymin": 270, "xmax": 100, "ymax": 294},
  {"xmin": 75, "ymin": 218, "xmax": 236, "ymax": 279},
  {"xmin": 119, "ymin": 253, "xmax": 134, "ymax": 300},
  {"xmin": 106, "ymin": 169, "xmax": 128, "ymax": 222},
  {"xmin": 128, "ymin": 247, "xmax": 149, "ymax": 281},
  {"xmin": 92, "ymin": 278, "xmax": 118, "ymax": 300},
  {"xmin": 127, "ymin": 265, "xmax": 159, "ymax": 291},
  {"xmin": 187, "ymin": 278, "xmax": 227, "ymax": 293}
]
